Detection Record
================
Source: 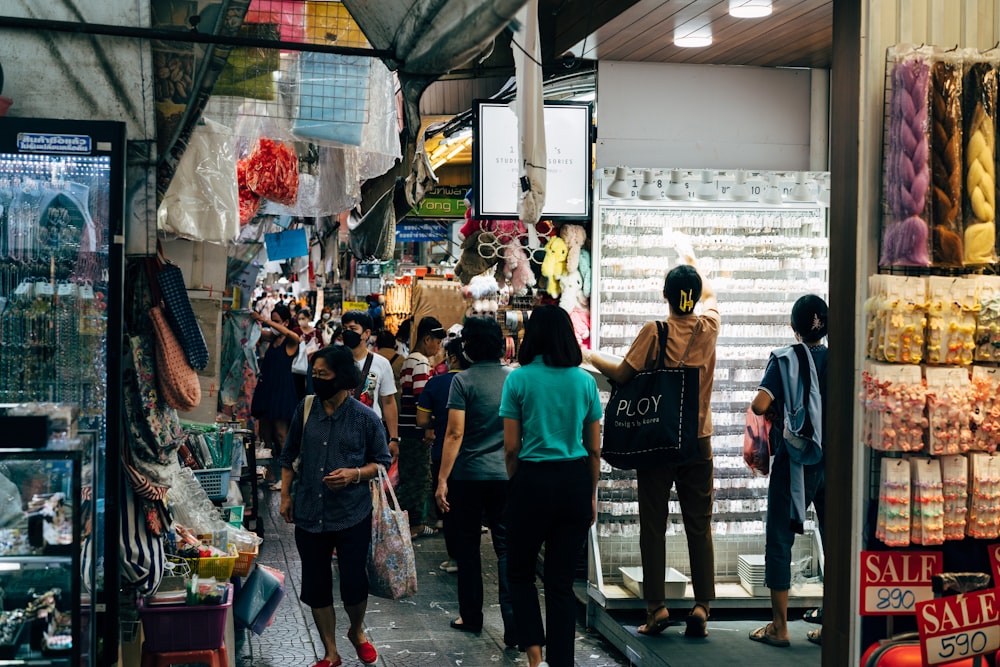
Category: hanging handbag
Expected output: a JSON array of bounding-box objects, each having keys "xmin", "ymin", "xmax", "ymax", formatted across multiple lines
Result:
[
  {"xmin": 148, "ymin": 305, "xmax": 202, "ymax": 412},
  {"xmin": 743, "ymin": 406, "xmax": 771, "ymax": 476},
  {"xmin": 602, "ymin": 321, "xmax": 701, "ymax": 469},
  {"xmin": 367, "ymin": 464, "xmax": 417, "ymax": 599},
  {"xmin": 154, "ymin": 261, "xmax": 210, "ymax": 371},
  {"xmin": 291, "ymin": 341, "xmax": 310, "ymax": 375}
]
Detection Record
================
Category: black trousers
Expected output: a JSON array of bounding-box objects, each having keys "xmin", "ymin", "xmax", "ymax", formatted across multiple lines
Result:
[
  {"xmin": 443, "ymin": 478, "xmax": 513, "ymax": 633},
  {"xmin": 505, "ymin": 459, "xmax": 591, "ymax": 667},
  {"xmin": 294, "ymin": 514, "xmax": 371, "ymax": 608}
]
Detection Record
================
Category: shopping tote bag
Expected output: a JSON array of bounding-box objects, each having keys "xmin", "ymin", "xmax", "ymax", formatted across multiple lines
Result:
[
  {"xmin": 367, "ymin": 464, "xmax": 417, "ymax": 599},
  {"xmin": 602, "ymin": 321, "xmax": 700, "ymax": 469}
]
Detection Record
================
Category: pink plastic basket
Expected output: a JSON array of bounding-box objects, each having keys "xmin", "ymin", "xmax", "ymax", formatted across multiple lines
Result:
[{"xmin": 138, "ymin": 583, "xmax": 232, "ymax": 652}]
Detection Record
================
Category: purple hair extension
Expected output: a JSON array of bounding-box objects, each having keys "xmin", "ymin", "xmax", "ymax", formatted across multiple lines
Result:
[{"xmin": 881, "ymin": 56, "xmax": 932, "ymax": 266}]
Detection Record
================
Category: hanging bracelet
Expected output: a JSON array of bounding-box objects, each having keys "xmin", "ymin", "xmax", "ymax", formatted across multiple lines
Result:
[{"xmin": 355, "ymin": 468, "xmax": 362, "ymax": 484}]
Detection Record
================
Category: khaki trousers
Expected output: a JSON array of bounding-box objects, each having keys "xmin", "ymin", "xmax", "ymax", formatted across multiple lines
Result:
[{"xmin": 636, "ymin": 436, "xmax": 716, "ymax": 603}]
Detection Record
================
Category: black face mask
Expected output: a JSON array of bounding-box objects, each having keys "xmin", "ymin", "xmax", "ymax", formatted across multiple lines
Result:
[
  {"xmin": 341, "ymin": 330, "xmax": 363, "ymax": 349},
  {"xmin": 312, "ymin": 377, "xmax": 339, "ymax": 400}
]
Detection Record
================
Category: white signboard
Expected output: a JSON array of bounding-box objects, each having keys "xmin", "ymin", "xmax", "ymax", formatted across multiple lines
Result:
[{"xmin": 474, "ymin": 101, "xmax": 591, "ymax": 220}]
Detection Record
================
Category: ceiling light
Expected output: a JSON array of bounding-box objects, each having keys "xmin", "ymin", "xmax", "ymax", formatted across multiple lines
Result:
[
  {"xmin": 606, "ymin": 167, "xmax": 631, "ymax": 198},
  {"xmin": 666, "ymin": 170, "xmax": 689, "ymax": 200},
  {"xmin": 761, "ymin": 173, "xmax": 784, "ymax": 205},
  {"xmin": 674, "ymin": 26, "xmax": 712, "ymax": 48},
  {"xmin": 638, "ymin": 170, "xmax": 661, "ymax": 200},
  {"xmin": 730, "ymin": 170, "xmax": 751, "ymax": 201},
  {"xmin": 789, "ymin": 171, "xmax": 813, "ymax": 201},
  {"xmin": 696, "ymin": 170, "xmax": 718, "ymax": 200},
  {"xmin": 729, "ymin": 0, "xmax": 772, "ymax": 18}
]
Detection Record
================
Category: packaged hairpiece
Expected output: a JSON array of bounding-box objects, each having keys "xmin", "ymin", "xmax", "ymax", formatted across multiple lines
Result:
[
  {"xmin": 929, "ymin": 47, "xmax": 964, "ymax": 267},
  {"xmin": 961, "ymin": 49, "xmax": 998, "ymax": 265},
  {"xmin": 881, "ymin": 44, "xmax": 934, "ymax": 268}
]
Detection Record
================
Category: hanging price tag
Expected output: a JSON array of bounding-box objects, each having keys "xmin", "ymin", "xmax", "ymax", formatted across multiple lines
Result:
[
  {"xmin": 860, "ymin": 551, "xmax": 943, "ymax": 615},
  {"xmin": 916, "ymin": 588, "xmax": 1000, "ymax": 665}
]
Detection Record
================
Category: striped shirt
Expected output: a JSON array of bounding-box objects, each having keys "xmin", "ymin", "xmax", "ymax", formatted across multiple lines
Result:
[{"xmin": 399, "ymin": 351, "xmax": 432, "ymax": 439}]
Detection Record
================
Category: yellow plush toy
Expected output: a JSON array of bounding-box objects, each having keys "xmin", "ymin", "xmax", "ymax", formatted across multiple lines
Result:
[{"xmin": 541, "ymin": 236, "xmax": 568, "ymax": 296}]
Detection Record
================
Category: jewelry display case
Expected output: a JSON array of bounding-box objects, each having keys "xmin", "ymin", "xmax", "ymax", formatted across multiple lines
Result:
[
  {"xmin": 588, "ymin": 175, "xmax": 829, "ymax": 609},
  {"xmin": 0, "ymin": 449, "xmax": 82, "ymax": 666}
]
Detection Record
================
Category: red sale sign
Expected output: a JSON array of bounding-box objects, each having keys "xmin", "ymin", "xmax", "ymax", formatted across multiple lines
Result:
[
  {"xmin": 990, "ymin": 544, "xmax": 1000, "ymax": 586},
  {"xmin": 916, "ymin": 588, "xmax": 1000, "ymax": 665},
  {"xmin": 860, "ymin": 551, "xmax": 943, "ymax": 616}
]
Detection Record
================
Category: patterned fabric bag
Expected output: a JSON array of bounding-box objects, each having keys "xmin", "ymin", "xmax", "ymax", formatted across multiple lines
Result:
[
  {"xmin": 155, "ymin": 262, "xmax": 210, "ymax": 371},
  {"xmin": 149, "ymin": 305, "xmax": 202, "ymax": 411},
  {"xmin": 367, "ymin": 464, "xmax": 417, "ymax": 599}
]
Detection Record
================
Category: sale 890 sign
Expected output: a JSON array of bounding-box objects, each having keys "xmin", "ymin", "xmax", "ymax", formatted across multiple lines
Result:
[
  {"xmin": 860, "ymin": 551, "xmax": 943, "ymax": 615},
  {"xmin": 916, "ymin": 588, "xmax": 1000, "ymax": 665}
]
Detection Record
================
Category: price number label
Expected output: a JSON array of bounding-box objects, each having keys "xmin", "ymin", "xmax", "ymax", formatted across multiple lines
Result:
[
  {"xmin": 859, "ymin": 551, "xmax": 943, "ymax": 616},
  {"xmin": 917, "ymin": 589, "xmax": 1000, "ymax": 665}
]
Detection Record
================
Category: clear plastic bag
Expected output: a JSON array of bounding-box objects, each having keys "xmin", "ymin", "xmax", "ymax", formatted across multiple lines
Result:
[{"xmin": 156, "ymin": 118, "xmax": 239, "ymax": 244}]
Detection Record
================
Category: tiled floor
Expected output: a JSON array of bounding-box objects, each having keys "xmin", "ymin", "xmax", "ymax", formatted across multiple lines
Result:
[{"xmin": 236, "ymin": 489, "xmax": 629, "ymax": 667}]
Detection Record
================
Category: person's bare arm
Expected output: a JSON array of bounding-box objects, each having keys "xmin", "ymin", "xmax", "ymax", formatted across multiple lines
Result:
[
  {"xmin": 380, "ymin": 395, "xmax": 399, "ymax": 459},
  {"xmin": 504, "ymin": 418, "xmax": 523, "ymax": 479},
  {"xmin": 751, "ymin": 389, "xmax": 773, "ymax": 416},
  {"xmin": 584, "ymin": 349, "xmax": 637, "ymax": 386}
]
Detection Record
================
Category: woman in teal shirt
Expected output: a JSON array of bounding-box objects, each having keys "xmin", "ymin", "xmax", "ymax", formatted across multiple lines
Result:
[{"xmin": 500, "ymin": 305, "xmax": 603, "ymax": 667}]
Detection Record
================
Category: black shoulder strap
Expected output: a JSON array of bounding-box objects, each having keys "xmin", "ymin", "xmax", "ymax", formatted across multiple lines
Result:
[
  {"xmin": 352, "ymin": 353, "xmax": 375, "ymax": 399},
  {"xmin": 655, "ymin": 321, "xmax": 669, "ymax": 370},
  {"xmin": 792, "ymin": 343, "xmax": 815, "ymax": 440}
]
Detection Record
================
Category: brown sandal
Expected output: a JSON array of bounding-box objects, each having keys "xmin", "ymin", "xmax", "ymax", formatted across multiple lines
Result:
[
  {"xmin": 684, "ymin": 604, "xmax": 710, "ymax": 638},
  {"xmin": 637, "ymin": 606, "xmax": 673, "ymax": 636}
]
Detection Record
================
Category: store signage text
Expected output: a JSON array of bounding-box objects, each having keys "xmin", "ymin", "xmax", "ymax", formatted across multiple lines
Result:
[
  {"xmin": 17, "ymin": 132, "xmax": 92, "ymax": 154},
  {"xmin": 916, "ymin": 588, "xmax": 1000, "ymax": 665},
  {"xmin": 859, "ymin": 551, "xmax": 942, "ymax": 616},
  {"xmin": 396, "ymin": 222, "xmax": 452, "ymax": 243},
  {"xmin": 409, "ymin": 186, "xmax": 470, "ymax": 219}
]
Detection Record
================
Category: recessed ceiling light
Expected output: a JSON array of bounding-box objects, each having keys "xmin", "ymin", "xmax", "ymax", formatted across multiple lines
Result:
[
  {"xmin": 729, "ymin": 0, "xmax": 772, "ymax": 18},
  {"xmin": 674, "ymin": 27, "xmax": 712, "ymax": 48}
]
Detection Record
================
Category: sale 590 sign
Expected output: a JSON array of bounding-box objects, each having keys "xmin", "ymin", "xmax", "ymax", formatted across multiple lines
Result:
[
  {"xmin": 916, "ymin": 588, "xmax": 1000, "ymax": 665},
  {"xmin": 860, "ymin": 551, "xmax": 943, "ymax": 615}
]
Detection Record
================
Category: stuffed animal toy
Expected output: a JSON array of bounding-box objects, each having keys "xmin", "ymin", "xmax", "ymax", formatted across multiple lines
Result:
[
  {"xmin": 463, "ymin": 274, "xmax": 499, "ymax": 318},
  {"xmin": 569, "ymin": 306, "xmax": 591, "ymax": 347},
  {"xmin": 502, "ymin": 242, "xmax": 536, "ymax": 296},
  {"xmin": 559, "ymin": 271, "xmax": 585, "ymax": 313},
  {"xmin": 578, "ymin": 248, "xmax": 592, "ymax": 299},
  {"xmin": 540, "ymin": 236, "xmax": 568, "ymax": 297},
  {"xmin": 455, "ymin": 230, "xmax": 501, "ymax": 284},
  {"xmin": 559, "ymin": 223, "xmax": 587, "ymax": 273}
]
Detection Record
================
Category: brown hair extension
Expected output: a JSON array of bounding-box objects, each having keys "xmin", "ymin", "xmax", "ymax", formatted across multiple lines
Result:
[{"xmin": 931, "ymin": 59, "xmax": 964, "ymax": 266}]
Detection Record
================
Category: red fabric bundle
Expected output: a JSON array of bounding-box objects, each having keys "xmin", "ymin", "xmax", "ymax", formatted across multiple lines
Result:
[
  {"xmin": 237, "ymin": 158, "xmax": 262, "ymax": 225},
  {"xmin": 246, "ymin": 138, "xmax": 299, "ymax": 206}
]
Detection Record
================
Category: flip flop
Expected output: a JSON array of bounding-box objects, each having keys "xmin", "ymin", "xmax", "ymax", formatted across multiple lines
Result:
[
  {"xmin": 807, "ymin": 628, "xmax": 822, "ymax": 645},
  {"xmin": 636, "ymin": 606, "xmax": 673, "ymax": 636},
  {"xmin": 684, "ymin": 604, "xmax": 710, "ymax": 638},
  {"xmin": 749, "ymin": 624, "xmax": 790, "ymax": 648},
  {"xmin": 803, "ymin": 607, "xmax": 823, "ymax": 624}
]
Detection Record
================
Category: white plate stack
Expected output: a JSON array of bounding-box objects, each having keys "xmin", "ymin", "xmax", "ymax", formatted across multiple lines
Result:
[{"xmin": 738, "ymin": 554, "xmax": 768, "ymax": 597}]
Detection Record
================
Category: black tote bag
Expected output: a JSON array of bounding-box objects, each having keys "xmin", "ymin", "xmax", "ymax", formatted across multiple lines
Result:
[{"xmin": 602, "ymin": 321, "xmax": 700, "ymax": 469}]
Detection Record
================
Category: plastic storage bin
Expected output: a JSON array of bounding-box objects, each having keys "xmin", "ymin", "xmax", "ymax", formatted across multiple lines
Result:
[
  {"xmin": 232, "ymin": 541, "xmax": 259, "ymax": 578},
  {"xmin": 138, "ymin": 583, "xmax": 232, "ymax": 652},
  {"xmin": 185, "ymin": 547, "xmax": 238, "ymax": 579},
  {"xmin": 193, "ymin": 468, "xmax": 231, "ymax": 501}
]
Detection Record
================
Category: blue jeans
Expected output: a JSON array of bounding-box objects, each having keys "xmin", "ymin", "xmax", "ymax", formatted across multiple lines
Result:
[{"xmin": 764, "ymin": 441, "xmax": 826, "ymax": 590}]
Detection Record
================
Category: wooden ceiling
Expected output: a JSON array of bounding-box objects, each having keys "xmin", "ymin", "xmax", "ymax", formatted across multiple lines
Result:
[{"xmin": 544, "ymin": 0, "xmax": 832, "ymax": 69}]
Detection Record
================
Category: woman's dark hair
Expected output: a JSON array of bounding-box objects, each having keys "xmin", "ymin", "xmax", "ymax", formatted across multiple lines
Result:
[
  {"xmin": 271, "ymin": 304, "xmax": 292, "ymax": 324},
  {"xmin": 445, "ymin": 338, "xmax": 471, "ymax": 369},
  {"xmin": 342, "ymin": 309, "xmax": 373, "ymax": 332},
  {"xmin": 374, "ymin": 329, "xmax": 396, "ymax": 349},
  {"xmin": 396, "ymin": 318, "xmax": 412, "ymax": 341},
  {"xmin": 517, "ymin": 305, "xmax": 582, "ymax": 368},
  {"xmin": 312, "ymin": 346, "xmax": 362, "ymax": 390},
  {"xmin": 663, "ymin": 265, "xmax": 702, "ymax": 315},
  {"xmin": 791, "ymin": 294, "xmax": 829, "ymax": 343},
  {"xmin": 298, "ymin": 308, "xmax": 312, "ymax": 320},
  {"xmin": 460, "ymin": 317, "xmax": 504, "ymax": 362}
]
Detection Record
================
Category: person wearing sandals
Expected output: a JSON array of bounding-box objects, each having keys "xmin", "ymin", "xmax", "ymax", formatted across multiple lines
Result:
[
  {"xmin": 585, "ymin": 258, "xmax": 719, "ymax": 638},
  {"xmin": 501, "ymin": 306, "xmax": 603, "ymax": 667},
  {"xmin": 434, "ymin": 318, "xmax": 516, "ymax": 642},
  {"xmin": 747, "ymin": 295, "xmax": 828, "ymax": 649},
  {"xmin": 278, "ymin": 346, "xmax": 392, "ymax": 667}
]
